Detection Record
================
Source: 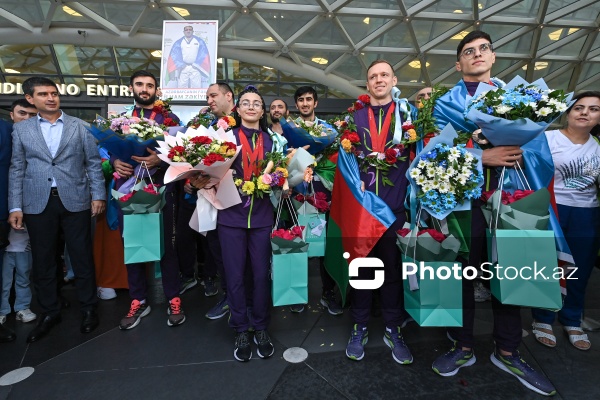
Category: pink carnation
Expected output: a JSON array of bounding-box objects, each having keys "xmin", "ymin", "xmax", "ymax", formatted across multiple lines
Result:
[
  {"xmin": 261, "ymin": 174, "xmax": 272, "ymax": 185},
  {"xmin": 216, "ymin": 119, "xmax": 229, "ymax": 130}
]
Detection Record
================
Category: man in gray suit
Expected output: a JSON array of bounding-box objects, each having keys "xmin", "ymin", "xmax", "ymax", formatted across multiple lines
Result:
[{"xmin": 8, "ymin": 77, "xmax": 106, "ymax": 342}]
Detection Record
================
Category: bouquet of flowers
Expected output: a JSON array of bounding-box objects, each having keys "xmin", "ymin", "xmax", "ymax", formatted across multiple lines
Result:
[
  {"xmin": 234, "ymin": 151, "xmax": 290, "ymax": 198},
  {"xmin": 187, "ymin": 108, "xmax": 216, "ymax": 129},
  {"xmin": 294, "ymin": 192, "xmax": 329, "ymax": 213},
  {"xmin": 87, "ymin": 115, "xmax": 167, "ymax": 166},
  {"xmin": 397, "ymin": 224, "xmax": 461, "ymax": 264},
  {"xmin": 152, "ymin": 98, "xmax": 178, "ymax": 127},
  {"xmin": 111, "ymin": 181, "xmax": 166, "ymax": 214},
  {"xmin": 465, "ymin": 76, "xmax": 573, "ymax": 146},
  {"xmin": 271, "ymin": 226, "xmax": 308, "ymax": 254},
  {"xmin": 409, "ymin": 143, "xmax": 483, "ymax": 217},
  {"xmin": 155, "ymin": 124, "xmax": 241, "ymax": 184},
  {"xmin": 280, "ymin": 117, "xmax": 338, "ymax": 155},
  {"xmin": 481, "ymin": 186, "xmax": 550, "ymax": 230}
]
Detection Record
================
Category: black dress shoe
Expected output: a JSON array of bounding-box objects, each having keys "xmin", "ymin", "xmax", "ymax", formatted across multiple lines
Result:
[
  {"xmin": 0, "ymin": 323, "xmax": 16, "ymax": 343},
  {"xmin": 27, "ymin": 314, "xmax": 61, "ymax": 343},
  {"xmin": 81, "ymin": 310, "xmax": 99, "ymax": 334}
]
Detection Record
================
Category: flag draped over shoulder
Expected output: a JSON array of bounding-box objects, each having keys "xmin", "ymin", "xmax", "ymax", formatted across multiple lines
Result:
[{"xmin": 325, "ymin": 149, "xmax": 396, "ymax": 305}]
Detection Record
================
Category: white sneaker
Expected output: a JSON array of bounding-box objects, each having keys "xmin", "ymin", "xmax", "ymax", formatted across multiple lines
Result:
[
  {"xmin": 97, "ymin": 287, "xmax": 117, "ymax": 300},
  {"xmin": 0, "ymin": 315, "xmax": 6, "ymax": 324},
  {"xmin": 16, "ymin": 309, "xmax": 37, "ymax": 323}
]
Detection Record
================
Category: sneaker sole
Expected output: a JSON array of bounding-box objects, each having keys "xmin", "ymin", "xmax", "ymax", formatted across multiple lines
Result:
[
  {"xmin": 167, "ymin": 315, "xmax": 186, "ymax": 327},
  {"xmin": 346, "ymin": 337, "xmax": 368, "ymax": 361},
  {"xmin": 180, "ymin": 281, "xmax": 198, "ymax": 295},
  {"xmin": 205, "ymin": 290, "xmax": 219, "ymax": 297},
  {"xmin": 253, "ymin": 336, "xmax": 275, "ymax": 359},
  {"xmin": 16, "ymin": 315, "xmax": 37, "ymax": 323},
  {"xmin": 290, "ymin": 307, "xmax": 305, "ymax": 313},
  {"xmin": 234, "ymin": 348, "xmax": 252, "ymax": 362},
  {"xmin": 205, "ymin": 308, "xmax": 229, "ymax": 320},
  {"xmin": 433, "ymin": 354, "xmax": 476, "ymax": 377},
  {"xmin": 319, "ymin": 299, "xmax": 343, "ymax": 316},
  {"xmin": 384, "ymin": 335, "xmax": 413, "ymax": 365},
  {"xmin": 120, "ymin": 305, "xmax": 151, "ymax": 330},
  {"xmin": 489, "ymin": 353, "xmax": 556, "ymax": 396}
]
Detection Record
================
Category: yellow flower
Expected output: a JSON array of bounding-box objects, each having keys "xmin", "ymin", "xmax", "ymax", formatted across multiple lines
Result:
[
  {"xmin": 226, "ymin": 148, "xmax": 236, "ymax": 157},
  {"xmin": 234, "ymin": 179, "xmax": 243, "ymax": 187},
  {"xmin": 276, "ymin": 167, "xmax": 288, "ymax": 178},
  {"xmin": 154, "ymin": 100, "xmax": 164, "ymax": 107},
  {"xmin": 257, "ymin": 181, "xmax": 271, "ymax": 192},
  {"xmin": 219, "ymin": 145, "xmax": 229, "ymax": 155},
  {"xmin": 341, "ymin": 138, "xmax": 352, "ymax": 152},
  {"xmin": 417, "ymin": 101, "xmax": 424, "ymax": 109},
  {"xmin": 408, "ymin": 129, "xmax": 417, "ymax": 141},
  {"xmin": 226, "ymin": 116, "xmax": 236, "ymax": 127},
  {"xmin": 242, "ymin": 181, "xmax": 255, "ymax": 195}
]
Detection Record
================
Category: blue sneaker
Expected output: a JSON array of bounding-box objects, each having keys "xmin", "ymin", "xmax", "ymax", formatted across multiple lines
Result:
[
  {"xmin": 432, "ymin": 345, "xmax": 476, "ymax": 376},
  {"xmin": 205, "ymin": 294, "xmax": 229, "ymax": 320},
  {"xmin": 346, "ymin": 324, "xmax": 368, "ymax": 360},
  {"xmin": 490, "ymin": 350, "xmax": 556, "ymax": 396},
  {"xmin": 204, "ymin": 277, "xmax": 218, "ymax": 297},
  {"xmin": 383, "ymin": 327, "xmax": 413, "ymax": 364}
]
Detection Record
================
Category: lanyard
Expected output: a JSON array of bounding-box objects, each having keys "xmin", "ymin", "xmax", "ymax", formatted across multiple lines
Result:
[
  {"xmin": 367, "ymin": 103, "xmax": 395, "ymax": 152},
  {"xmin": 238, "ymin": 130, "xmax": 264, "ymax": 181},
  {"xmin": 132, "ymin": 108, "xmax": 157, "ymax": 121}
]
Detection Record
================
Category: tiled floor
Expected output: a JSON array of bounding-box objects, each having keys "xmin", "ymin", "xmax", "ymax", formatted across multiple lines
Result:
[{"xmin": 1, "ymin": 260, "xmax": 599, "ymax": 399}]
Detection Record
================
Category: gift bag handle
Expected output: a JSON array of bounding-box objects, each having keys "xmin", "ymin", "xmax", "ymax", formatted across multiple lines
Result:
[
  {"xmin": 134, "ymin": 161, "xmax": 155, "ymax": 188},
  {"xmin": 273, "ymin": 193, "xmax": 300, "ymax": 232}
]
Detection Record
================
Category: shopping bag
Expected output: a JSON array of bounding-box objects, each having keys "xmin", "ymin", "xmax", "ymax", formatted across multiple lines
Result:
[
  {"xmin": 487, "ymin": 229, "xmax": 562, "ymax": 310},
  {"xmin": 123, "ymin": 213, "xmax": 164, "ymax": 263},
  {"xmin": 271, "ymin": 252, "xmax": 309, "ymax": 306},
  {"xmin": 271, "ymin": 196, "xmax": 309, "ymax": 306},
  {"xmin": 296, "ymin": 201, "xmax": 326, "ymax": 257},
  {"xmin": 402, "ymin": 255, "xmax": 463, "ymax": 327}
]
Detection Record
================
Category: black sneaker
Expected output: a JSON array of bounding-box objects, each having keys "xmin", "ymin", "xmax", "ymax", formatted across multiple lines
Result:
[
  {"xmin": 234, "ymin": 331, "xmax": 252, "ymax": 362},
  {"xmin": 204, "ymin": 277, "xmax": 218, "ymax": 297},
  {"xmin": 254, "ymin": 330, "xmax": 275, "ymax": 359},
  {"xmin": 119, "ymin": 300, "xmax": 151, "ymax": 330}
]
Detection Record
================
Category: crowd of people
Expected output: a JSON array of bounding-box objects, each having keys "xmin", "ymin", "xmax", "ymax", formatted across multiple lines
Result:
[{"xmin": 0, "ymin": 30, "xmax": 599, "ymax": 397}]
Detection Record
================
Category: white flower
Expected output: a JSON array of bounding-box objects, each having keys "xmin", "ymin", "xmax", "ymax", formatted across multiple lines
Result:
[
  {"xmin": 528, "ymin": 102, "xmax": 538, "ymax": 110},
  {"xmin": 536, "ymin": 107, "xmax": 552, "ymax": 117},
  {"xmin": 426, "ymin": 168, "xmax": 436, "ymax": 178},
  {"xmin": 464, "ymin": 153, "xmax": 474, "ymax": 163},
  {"xmin": 421, "ymin": 183, "xmax": 432, "ymax": 192},
  {"xmin": 417, "ymin": 159, "xmax": 428, "ymax": 169},
  {"xmin": 438, "ymin": 182, "xmax": 450, "ymax": 193},
  {"xmin": 416, "ymin": 176, "xmax": 427, "ymax": 185},
  {"xmin": 410, "ymin": 169, "xmax": 421, "ymax": 179},
  {"xmin": 555, "ymin": 102, "xmax": 567, "ymax": 112},
  {"xmin": 446, "ymin": 166, "xmax": 457, "ymax": 176},
  {"xmin": 495, "ymin": 104, "xmax": 513, "ymax": 114}
]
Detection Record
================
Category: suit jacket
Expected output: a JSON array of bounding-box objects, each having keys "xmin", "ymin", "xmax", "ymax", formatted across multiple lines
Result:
[
  {"xmin": 9, "ymin": 112, "xmax": 106, "ymax": 214},
  {"xmin": 0, "ymin": 120, "xmax": 12, "ymax": 221}
]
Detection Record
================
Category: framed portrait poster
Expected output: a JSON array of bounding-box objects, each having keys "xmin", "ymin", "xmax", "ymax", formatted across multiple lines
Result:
[{"xmin": 160, "ymin": 20, "xmax": 218, "ymax": 101}]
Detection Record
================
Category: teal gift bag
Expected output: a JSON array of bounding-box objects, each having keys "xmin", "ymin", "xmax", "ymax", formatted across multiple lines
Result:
[
  {"xmin": 272, "ymin": 252, "xmax": 309, "ymax": 306},
  {"xmin": 487, "ymin": 229, "xmax": 562, "ymax": 310},
  {"xmin": 271, "ymin": 196, "xmax": 310, "ymax": 306},
  {"xmin": 402, "ymin": 255, "xmax": 463, "ymax": 327},
  {"xmin": 123, "ymin": 213, "xmax": 164, "ymax": 264},
  {"xmin": 297, "ymin": 212, "xmax": 326, "ymax": 257}
]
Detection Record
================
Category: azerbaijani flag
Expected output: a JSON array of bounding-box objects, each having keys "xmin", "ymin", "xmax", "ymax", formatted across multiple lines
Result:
[{"xmin": 324, "ymin": 149, "xmax": 396, "ymax": 305}]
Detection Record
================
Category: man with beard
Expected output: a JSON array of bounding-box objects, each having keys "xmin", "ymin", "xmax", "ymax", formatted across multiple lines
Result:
[
  {"xmin": 268, "ymin": 99, "xmax": 288, "ymax": 135},
  {"xmin": 285, "ymin": 87, "xmax": 343, "ymax": 316},
  {"xmin": 111, "ymin": 70, "xmax": 192, "ymax": 330}
]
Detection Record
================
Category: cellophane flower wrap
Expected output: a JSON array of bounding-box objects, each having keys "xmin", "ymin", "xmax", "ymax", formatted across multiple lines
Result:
[
  {"xmin": 280, "ymin": 117, "xmax": 338, "ymax": 155},
  {"xmin": 155, "ymin": 124, "xmax": 242, "ymax": 185},
  {"xmin": 293, "ymin": 192, "xmax": 330, "ymax": 213},
  {"xmin": 480, "ymin": 187, "xmax": 551, "ymax": 230},
  {"xmin": 271, "ymin": 226, "xmax": 309, "ymax": 254},
  {"xmin": 234, "ymin": 151, "xmax": 290, "ymax": 199},
  {"xmin": 111, "ymin": 181, "xmax": 166, "ymax": 214},
  {"xmin": 87, "ymin": 115, "xmax": 166, "ymax": 165},
  {"xmin": 465, "ymin": 76, "xmax": 573, "ymax": 146},
  {"xmin": 396, "ymin": 223, "xmax": 461, "ymax": 263}
]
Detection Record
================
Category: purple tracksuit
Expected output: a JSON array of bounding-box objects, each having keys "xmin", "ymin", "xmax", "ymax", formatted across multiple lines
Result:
[
  {"xmin": 350, "ymin": 102, "xmax": 410, "ymax": 328},
  {"xmin": 218, "ymin": 125, "xmax": 274, "ymax": 332}
]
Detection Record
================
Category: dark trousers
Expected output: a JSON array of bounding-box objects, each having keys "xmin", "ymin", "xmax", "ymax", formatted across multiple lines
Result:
[
  {"xmin": 176, "ymin": 197, "xmax": 199, "ymax": 279},
  {"xmin": 25, "ymin": 194, "xmax": 97, "ymax": 316},
  {"xmin": 351, "ymin": 213, "xmax": 406, "ymax": 328},
  {"xmin": 449, "ymin": 207, "xmax": 521, "ymax": 353},
  {"xmin": 218, "ymin": 224, "xmax": 271, "ymax": 332}
]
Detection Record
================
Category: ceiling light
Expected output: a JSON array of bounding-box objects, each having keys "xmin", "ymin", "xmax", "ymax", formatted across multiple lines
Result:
[
  {"xmin": 478, "ymin": 3, "xmax": 483, "ymax": 9},
  {"xmin": 264, "ymin": 36, "xmax": 274, "ymax": 42},
  {"xmin": 83, "ymin": 74, "xmax": 98, "ymax": 81},
  {"xmin": 151, "ymin": 50, "xmax": 162, "ymax": 57},
  {"xmin": 453, "ymin": 10, "xmax": 463, "ymax": 13},
  {"xmin": 173, "ymin": 7, "xmax": 190, "ymax": 17},
  {"xmin": 409, "ymin": 60, "xmax": 430, "ymax": 69},
  {"xmin": 265, "ymin": 0, "xmax": 279, "ymax": 2},
  {"xmin": 148, "ymin": 1, "xmax": 158, "ymax": 9},
  {"xmin": 451, "ymin": 31, "xmax": 470, "ymax": 40},
  {"xmin": 311, "ymin": 57, "xmax": 328, "ymax": 65},
  {"xmin": 5, "ymin": 68, "xmax": 20, "ymax": 74},
  {"xmin": 217, "ymin": 58, "xmax": 223, "ymax": 63},
  {"xmin": 363, "ymin": 17, "xmax": 370, "ymax": 24},
  {"xmin": 63, "ymin": 5, "xmax": 82, "ymax": 16},
  {"xmin": 264, "ymin": 66, "xmax": 274, "ymax": 70},
  {"xmin": 522, "ymin": 62, "xmax": 548, "ymax": 71}
]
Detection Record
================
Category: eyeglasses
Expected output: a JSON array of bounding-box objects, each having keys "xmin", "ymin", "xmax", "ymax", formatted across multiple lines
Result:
[
  {"xmin": 459, "ymin": 43, "xmax": 493, "ymax": 60},
  {"xmin": 239, "ymin": 100, "xmax": 263, "ymax": 109}
]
